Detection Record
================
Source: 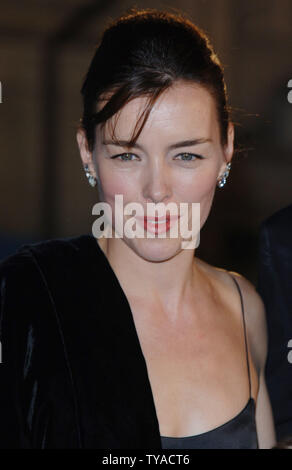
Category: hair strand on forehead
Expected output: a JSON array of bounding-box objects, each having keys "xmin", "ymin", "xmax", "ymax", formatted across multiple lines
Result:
[{"xmin": 80, "ymin": 8, "xmax": 231, "ymax": 152}]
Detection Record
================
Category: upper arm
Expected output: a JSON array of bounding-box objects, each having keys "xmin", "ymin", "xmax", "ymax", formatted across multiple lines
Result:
[
  {"xmin": 0, "ymin": 248, "xmax": 48, "ymax": 448},
  {"xmin": 0, "ymin": 253, "xmax": 33, "ymax": 448},
  {"xmin": 0, "ymin": 245, "xmax": 81, "ymax": 449},
  {"xmin": 231, "ymin": 273, "xmax": 277, "ymax": 449}
]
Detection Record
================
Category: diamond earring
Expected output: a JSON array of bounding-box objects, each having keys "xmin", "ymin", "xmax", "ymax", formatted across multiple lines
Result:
[
  {"xmin": 84, "ymin": 164, "xmax": 97, "ymax": 187},
  {"xmin": 217, "ymin": 162, "xmax": 232, "ymax": 188}
]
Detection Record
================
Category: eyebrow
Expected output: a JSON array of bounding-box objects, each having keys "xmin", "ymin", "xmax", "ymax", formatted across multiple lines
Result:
[{"xmin": 102, "ymin": 138, "xmax": 212, "ymax": 150}]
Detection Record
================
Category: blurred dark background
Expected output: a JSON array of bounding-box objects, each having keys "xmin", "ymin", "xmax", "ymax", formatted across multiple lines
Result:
[{"xmin": 0, "ymin": 0, "xmax": 292, "ymax": 283}]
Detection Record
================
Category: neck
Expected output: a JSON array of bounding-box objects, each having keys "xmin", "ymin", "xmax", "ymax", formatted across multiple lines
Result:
[{"xmin": 96, "ymin": 235, "xmax": 201, "ymax": 319}]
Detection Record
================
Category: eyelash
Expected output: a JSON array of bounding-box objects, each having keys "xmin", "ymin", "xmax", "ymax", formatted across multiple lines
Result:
[{"xmin": 110, "ymin": 152, "xmax": 204, "ymax": 162}]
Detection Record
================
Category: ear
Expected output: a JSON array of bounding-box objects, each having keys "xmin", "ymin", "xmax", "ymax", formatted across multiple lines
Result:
[
  {"xmin": 76, "ymin": 128, "xmax": 97, "ymax": 177},
  {"xmin": 218, "ymin": 122, "xmax": 234, "ymax": 177}
]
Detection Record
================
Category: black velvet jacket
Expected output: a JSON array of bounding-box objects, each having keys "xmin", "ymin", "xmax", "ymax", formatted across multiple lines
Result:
[
  {"xmin": 0, "ymin": 234, "xmax": 162, "ymax": 449},
  {"xmin": 258, "ymin": 205, "xmax": 292, "ymax": 441}
]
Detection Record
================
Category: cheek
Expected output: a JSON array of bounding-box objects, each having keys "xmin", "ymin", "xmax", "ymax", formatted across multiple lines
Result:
[
  {"xmin": 195, "ymin": 171, "xmax": 218, "ymax": 228},
  {"xmin": 176, "ymin": 167, "xmax": 218, "ymax": 228},
  {"xmin": 97, "ymin": 169, "xmax": 139, "ymax": 213},
  {"xmin": 177, "ymin": 167, "xmax": 217, "ymax": 203}
]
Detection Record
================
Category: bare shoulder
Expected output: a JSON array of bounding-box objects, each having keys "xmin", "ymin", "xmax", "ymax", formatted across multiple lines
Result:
[
  {"xmin": 229, "ymin": 271, "xmax": 268, "ymax": 374},
  {"xmin": 195, "ymin": 258, "xmax": 276, "ymax": 446},
  {"xmin": 195, "ymin": 257, "xmax": 268, "ymax": 376},
  {"xmin": 195, "ymin": 257, "xmax": 257, "ymax": 301}
]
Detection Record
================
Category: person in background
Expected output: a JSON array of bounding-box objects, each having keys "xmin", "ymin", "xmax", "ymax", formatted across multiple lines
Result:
[{"xmin": 258, "ymin": 204, "xmax": 292, "ymax": 442}]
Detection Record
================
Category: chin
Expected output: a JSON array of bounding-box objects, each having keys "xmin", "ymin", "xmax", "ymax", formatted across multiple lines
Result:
[{"xmin": 127, "ymin": 237, "xmax": 183, "ymax": 263}]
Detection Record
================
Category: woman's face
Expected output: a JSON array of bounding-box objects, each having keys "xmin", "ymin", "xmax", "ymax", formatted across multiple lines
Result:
[{"xmin": 77, "ymin": 81, "xmax": 234, "ymax": 262}]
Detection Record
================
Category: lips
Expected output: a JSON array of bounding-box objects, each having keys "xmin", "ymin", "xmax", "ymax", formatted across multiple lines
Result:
[
  {"xmin": 136, "ymin": 215, "xmax": 180, "ymax": 222},
  {"xmin": 135, "ymin": 215, "xmax": 180, "ymax": 234},
  {"xmin": 144, "ymin": 218, "xmax": 169, "ymax": 225}
]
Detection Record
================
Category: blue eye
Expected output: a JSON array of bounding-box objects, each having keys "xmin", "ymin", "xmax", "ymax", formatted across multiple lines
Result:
[
  {"xmin": 175, "ymin": 153, "xmax": 203, "ymax": 161},
  {"xmin": 110, "ymin": 153, "xmax": 139, "ymax": 161},
  {"xmin": 110, "ymin": 152, "xmax": 204, "ymax": 162}
]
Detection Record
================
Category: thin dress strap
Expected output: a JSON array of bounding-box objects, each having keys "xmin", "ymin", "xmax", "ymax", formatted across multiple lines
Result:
[{"xmin": 229, "ymin": 274, "xmax": 252, "ymax": 400}]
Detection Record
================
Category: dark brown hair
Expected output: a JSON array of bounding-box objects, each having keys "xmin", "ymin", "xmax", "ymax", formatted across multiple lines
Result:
[{"xmin": 80, "ymin": 8, "xmax": 231, "ymax": 151}]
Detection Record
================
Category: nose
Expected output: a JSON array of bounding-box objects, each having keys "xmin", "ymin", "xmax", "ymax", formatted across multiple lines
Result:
[{"xmin": 142, "ymin": 160, "xmax": 172, "ymax": 204}]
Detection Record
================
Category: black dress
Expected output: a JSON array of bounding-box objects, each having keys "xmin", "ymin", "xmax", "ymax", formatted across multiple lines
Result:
[{"xmin": 0, "ymin": 234, "xmax": 258, "ymax": 448}]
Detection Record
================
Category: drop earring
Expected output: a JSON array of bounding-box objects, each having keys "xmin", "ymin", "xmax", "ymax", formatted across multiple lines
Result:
[
  {"xmin": 217, "ymin": 162, "xmax": 231, "ymax": 188},
  {"xmin": 84, "ymin": 164, "xmax": 97, "ymax": 187}
]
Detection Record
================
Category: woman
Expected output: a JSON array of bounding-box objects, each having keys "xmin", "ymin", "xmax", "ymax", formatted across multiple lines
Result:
[{"xmin": 0, "ymin": 9, "xmax": 276, "ymax": 449}]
